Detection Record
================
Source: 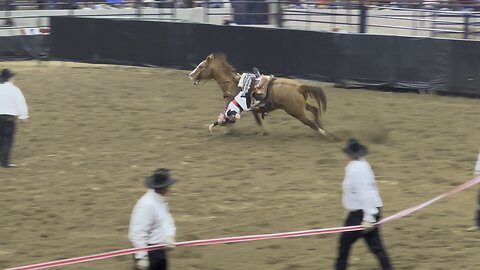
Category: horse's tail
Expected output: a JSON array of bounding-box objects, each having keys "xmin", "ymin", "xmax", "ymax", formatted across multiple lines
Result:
[{"xmin": 300, "ymin": 85, "xmax": 327, "ymax": 113}]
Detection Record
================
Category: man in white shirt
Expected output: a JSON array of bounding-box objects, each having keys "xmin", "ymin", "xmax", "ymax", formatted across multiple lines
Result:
[
  {"xmin": 334, "ymin": 138, "xmax": 393, "ymax": 270},
  {"xmin": 466, "ymin": 148, "xmax": 480, "ymax": 232},
  {"xmin": 0, "ymin": 69, "xmax": 29, "ymax": 168},
  {"xmin": 129, "ymin": 168, "xmax": 177, "ymax": 270}
]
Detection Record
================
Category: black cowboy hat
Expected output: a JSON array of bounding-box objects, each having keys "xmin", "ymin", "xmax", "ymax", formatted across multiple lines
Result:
[
  {"xmin": 0, "ymin": 69, "xmax": 15, "ymax": 81},
  {"xmin": 343, "ymin": 138, "xmax": 368, "ymax": 158},
  {"xmin": 145, "ymin": 168, "xmax": 176, "ymax": 189}
]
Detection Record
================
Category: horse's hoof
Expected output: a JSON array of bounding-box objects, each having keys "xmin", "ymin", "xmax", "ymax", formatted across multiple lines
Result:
[{"xmin": 255, "ymin": 131, "xmax": 269, "ymax": 136}]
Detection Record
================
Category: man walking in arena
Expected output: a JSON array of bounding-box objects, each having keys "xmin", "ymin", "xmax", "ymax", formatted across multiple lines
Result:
[
  {"xmin": 466, "ymin": 147, "xmax": 480, "ymax": 232},
  {"xmin": 129, "ymin": 168, "xmax": 177, "ymax": 270},
  {"xmin": 0, "ymin": 69, "xmax": 29, "ymax": 168},
  {"xmin": 334, "ymin": 138, "xmax": 394, "ymax": 270}
]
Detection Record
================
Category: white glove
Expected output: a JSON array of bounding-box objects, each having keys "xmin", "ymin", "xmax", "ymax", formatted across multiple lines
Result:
[
  {"xmin": 208, "ymin": 123, "xmax": 215, "ymax": 133},
  {"xmin": 217, "ymin": 113, "xmax": 226, "ymax": 124},
  {"xmin": 135, "ymin": 256, "xmax": 149, "ymax": 270},
  {"xmin": 164, "ymin": 236, "xmax": 176, "ymax": 249}
]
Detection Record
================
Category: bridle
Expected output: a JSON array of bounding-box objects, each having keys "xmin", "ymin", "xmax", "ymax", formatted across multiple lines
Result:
[{"xmin": 192, "ymin": 64, "xmax": 238, "ymax": 99}]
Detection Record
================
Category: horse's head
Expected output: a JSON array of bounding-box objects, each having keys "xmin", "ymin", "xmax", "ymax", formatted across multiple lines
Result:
[
  {"xmin": 189, "ymin": 53, "xmax": 235, "ymax": 85},
  {"xmin": 189, "ymin": 53, "xmax": 217, "ymax": 85}
]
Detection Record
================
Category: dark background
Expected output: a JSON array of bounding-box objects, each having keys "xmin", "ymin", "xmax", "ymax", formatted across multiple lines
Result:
[{"xmin": 2, "ymin": 16, "xmax": 479, "ymax": 96}]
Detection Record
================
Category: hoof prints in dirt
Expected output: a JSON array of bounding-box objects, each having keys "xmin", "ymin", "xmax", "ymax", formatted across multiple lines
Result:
[{"xmin": 1, "ymin": 62, "xmax": 479, "ymax": 270}]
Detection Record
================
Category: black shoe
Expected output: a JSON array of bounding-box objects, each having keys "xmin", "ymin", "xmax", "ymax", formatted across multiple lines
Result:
[
  {"xmin": 466, "ymin": 226, "xmax": 479, "ymax": 232},
  {"xmin": 2, "ymin": 163, "xmax": 18, "ymax": 168}
]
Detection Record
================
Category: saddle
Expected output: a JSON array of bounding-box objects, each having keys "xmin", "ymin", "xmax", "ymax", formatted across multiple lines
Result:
[
  {"xmin": 239, "ymin": 68, "xmax": 275, "ymax": 111},
  {"xmin": 251, "ymin": 75, "xmax": 275, "ymax": 110},
  {"xmin": 254, "ymin": 75, "xmax": 274, "ymax": 97}
]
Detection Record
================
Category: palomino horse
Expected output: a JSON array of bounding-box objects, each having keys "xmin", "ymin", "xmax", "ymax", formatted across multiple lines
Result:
[{"xmin": 189, "ymin": 53, "xmax": 333, "ymax": 138}]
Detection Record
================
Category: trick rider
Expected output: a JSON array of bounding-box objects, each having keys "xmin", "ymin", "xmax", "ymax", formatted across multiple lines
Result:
[{"xmin": 209, "ymin": 68, "xmax": 266, "ymax": 132}]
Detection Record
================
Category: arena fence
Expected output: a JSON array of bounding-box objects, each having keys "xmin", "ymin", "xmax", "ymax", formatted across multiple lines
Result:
[
  {"xmin": 48, "ymin": 16, "xmax": 480, "ymax": 96},
  {"xmin": 5, "ymin": 176, "xmax": 480, "ymax": 270},
  {"xmin": 0, "ymin": 35, "xmax": 48, "ymax": 59}
]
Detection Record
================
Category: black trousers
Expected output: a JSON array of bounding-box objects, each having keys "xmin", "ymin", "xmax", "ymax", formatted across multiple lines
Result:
[
  {"xmin": 476, "ymin": 187, "xmax": 480, "ymax": 227},
  {"xmin": 133, "ymin": 249, "xmax": 167, "ymax": 270},
  {"xmin": 148, "ymin": 249, "xmax": 167, "ymax": 270},
  {"xmin": 334, "ymin": 209, "xmax": 393, "ymax": 270},
  {"xmin": 0, "ymin": 115, "xmax": 16, "ymax": 166}
]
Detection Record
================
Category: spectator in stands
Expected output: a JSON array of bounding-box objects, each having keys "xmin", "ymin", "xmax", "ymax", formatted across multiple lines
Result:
[
  {"xmin": 222, "ymin": 15, "xmax": 236, "ymax": 25},
  {"xmin": 183, "ymin": 0, "xmax": 194, "ymax": 8},
  {"xmin": 288, "ymin": 0, "xmax": 304, "ymax": 9},
  {"xmin": 156, "ymin": 0, "xmax": 175, "ymax": 8},
  {"xmin": 106, "ymin": 0, "xmax": 124, "ymax": 8},
  {"xmin": 1, "ymin": 0, "xmax": 16, "ymax": 11},
  {"xmin": 3, "ymin": 18, "xmax": 15, "ymax": 27},
  {"xmin": 334, "ymin": 138, "xmax": 394, "ymax": 270},
  {"xmin": 129, "ymin": 168, "xmax": 177, "ymax": 270},
  {"xmin": 205, "ymin": 0, "xmax": 224, "ymax": 8},
  {"xmin": 36, "ymin": 0, "xmax": 45, "ymax": 10},
  {"xmin": 466, "ymin": 147, "xmax": 480, "ymax": 232}
]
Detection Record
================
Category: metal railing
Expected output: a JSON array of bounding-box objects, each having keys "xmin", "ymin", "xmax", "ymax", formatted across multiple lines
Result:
[
  {"xmin": 277, "ymin": 1, "xmax": 480, "ymax": 39},
  {"xmin": 1, "ymin": 0, "xmax": 480, "ymax": 39},
  {"xmin": 0, "ymin": 1, "xmax": 180, "ymax": 32}
]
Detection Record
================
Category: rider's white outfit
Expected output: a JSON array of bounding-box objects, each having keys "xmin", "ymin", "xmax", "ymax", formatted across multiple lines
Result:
[{"xmin": 223, "ymin": 73, "xmax": 256, "ymax": 118}]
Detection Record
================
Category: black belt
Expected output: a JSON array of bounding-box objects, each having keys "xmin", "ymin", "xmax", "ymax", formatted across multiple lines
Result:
[
  {"xmin": 0, "ymin": 115, "xmax": 15, "ymax": 120},
  {"xmin": 350, "ymin": 207, "xmax": 382, "ymax": 213}
]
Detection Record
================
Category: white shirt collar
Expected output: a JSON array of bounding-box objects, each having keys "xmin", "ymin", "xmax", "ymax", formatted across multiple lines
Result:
[{"xmin": 148, "ymin": 189, "xmax": 167, "ymax": 203}]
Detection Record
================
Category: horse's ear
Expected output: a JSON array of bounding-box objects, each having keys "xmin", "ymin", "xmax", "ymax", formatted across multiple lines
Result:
[{"xmin": 207, "ymin": 54, "xmax": 214, "ymax": 62}]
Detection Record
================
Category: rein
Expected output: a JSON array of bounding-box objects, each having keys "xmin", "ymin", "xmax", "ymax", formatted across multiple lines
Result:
[
  {"xmin": 218, "ymin": 79, "xmax": 235, "ymax": 85},
  {"xmin": 196, "ymin": 78, "xmax": 236, "ymax": 99},
  {"xmin": 216, "ymin": 79, "xmax": 237, "ymax": 99},
  {"xmin": 197, "ymin": 79, "xmax": 234, "ymax": 86}
]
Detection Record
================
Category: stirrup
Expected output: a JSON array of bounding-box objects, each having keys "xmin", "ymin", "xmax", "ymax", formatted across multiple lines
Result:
[{"xmin": 252, "ymin": 100, "xmax": 261, "ymax": 107}]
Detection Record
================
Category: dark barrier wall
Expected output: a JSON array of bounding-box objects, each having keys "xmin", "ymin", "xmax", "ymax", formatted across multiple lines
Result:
[
  {"xmin": 0, "ymin": 35, "xmax": 49, "ymax": 60},
  {"xmin": 50, "ymin": 17, "xmax": 480, "ymax": 95}
]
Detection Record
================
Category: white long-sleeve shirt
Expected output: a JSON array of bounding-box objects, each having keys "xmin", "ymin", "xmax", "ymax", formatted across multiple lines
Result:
[
  {"xmin": 129, "ymin": 190, "xmax": 176, "ymax": 259},
  {"xmin": 475, "ymin": 149, "xmax": 480, "ymax": 175},
  {"xmin": 342, "ymin": 159, "xmax": 383, "ymax": 223},
  {"xmin": 0, "ymin": 82, "xmax": 29, "ymax": 119}
]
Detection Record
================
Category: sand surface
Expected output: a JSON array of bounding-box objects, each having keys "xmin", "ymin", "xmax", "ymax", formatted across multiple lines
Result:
[{"xmin": 0, "ymin": 61, "xmax": 479, "ymax": 270}]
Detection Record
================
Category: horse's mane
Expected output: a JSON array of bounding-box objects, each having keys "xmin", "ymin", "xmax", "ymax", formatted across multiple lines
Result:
[{"xmin": 212, "ymin": 52, "xmax": 237, "ymax": 75}]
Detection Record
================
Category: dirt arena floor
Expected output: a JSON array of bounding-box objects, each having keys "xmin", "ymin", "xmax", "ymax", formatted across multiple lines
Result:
[{"xmin": 0, "ymin": 61, "xmax": 479, "ymax": 270}]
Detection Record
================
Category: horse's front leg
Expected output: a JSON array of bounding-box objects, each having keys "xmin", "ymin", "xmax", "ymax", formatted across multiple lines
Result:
[{"xmin": 252, "ymin": 111, "xmax": 268, "ymax": 135}]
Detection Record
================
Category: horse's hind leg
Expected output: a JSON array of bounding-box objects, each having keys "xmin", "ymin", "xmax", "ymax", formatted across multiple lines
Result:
[
  {"xmin": 289, "ymin": 112, "xmax": 323, "ymax": 134},
  {"xmin": 281, "ymin": 99, "xmax": 321, "ymax": 135},
  {"xmin": 306, "ymin": 103, "xmax": 321, "ymax": 126},
  {"xmin": 305, "ymin": 103, "xmax": 329, "ymax": 136},
  {"xmin": 307, "ymin": 104, "xmax": 342, "ymax": 142},
  {"xmin": 285, "ymin": 109, "xmax": 334, "ymax": 140}
]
